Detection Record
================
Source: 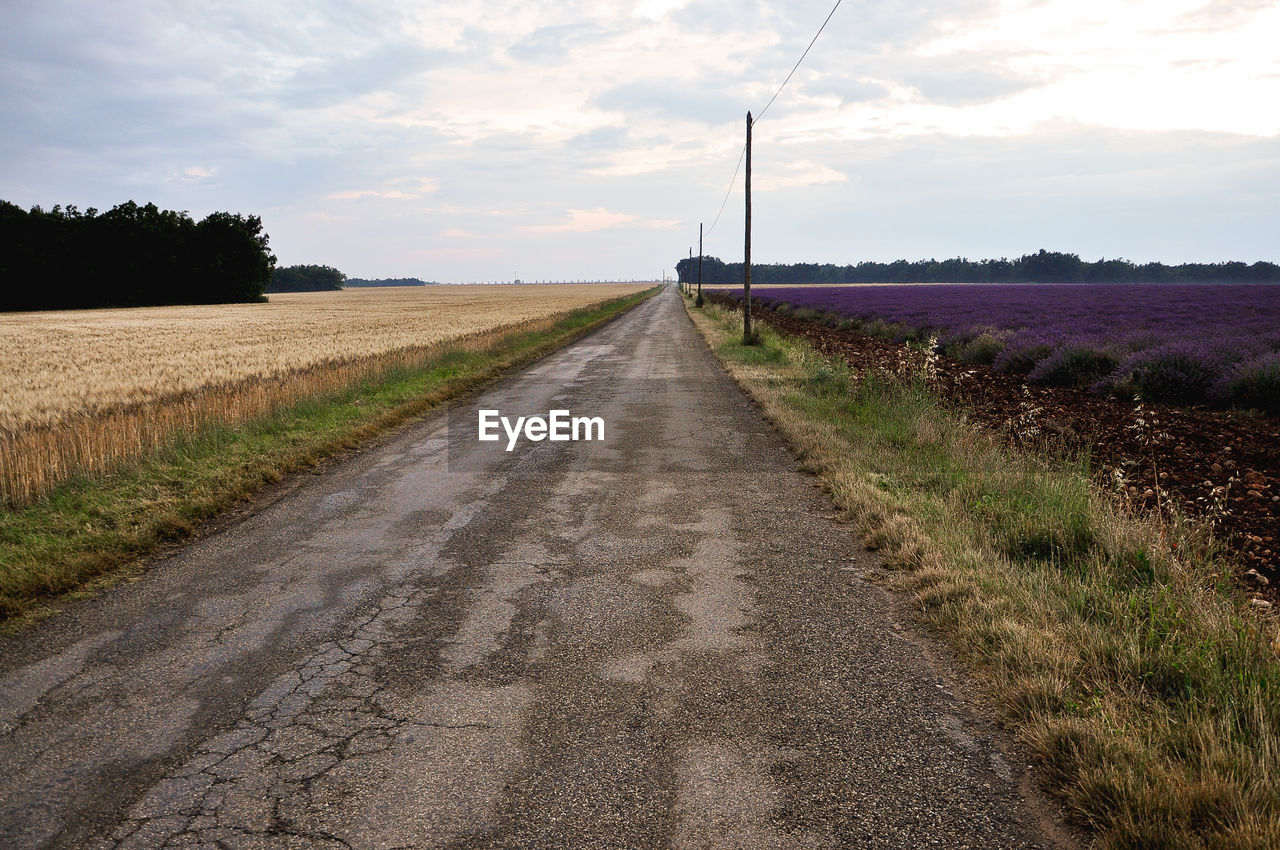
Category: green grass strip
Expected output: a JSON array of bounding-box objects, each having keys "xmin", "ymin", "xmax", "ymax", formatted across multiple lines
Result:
[
  {"xmin": 0, "ymin": 288, "xmax": 657, "ymax": 625},
  {"xmin": 685, "ymin": 298, "xmax": 1280, "ymax": 849}
]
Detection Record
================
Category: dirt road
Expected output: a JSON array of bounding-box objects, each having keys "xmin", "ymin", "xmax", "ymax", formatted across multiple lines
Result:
[{"xmin": 0, "ymin": 289, "xmax": 1069, "ymax": 848}]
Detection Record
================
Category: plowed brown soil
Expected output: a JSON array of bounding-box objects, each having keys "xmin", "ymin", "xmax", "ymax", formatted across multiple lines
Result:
[{"xmin": 711, "ymin": 294, "xmax": 1280, "ymax": 600}]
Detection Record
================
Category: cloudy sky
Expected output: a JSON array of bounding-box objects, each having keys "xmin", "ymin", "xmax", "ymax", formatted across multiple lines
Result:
[{"xmin": 2, "ymin": 0, "xmax": 1278, "ymax": 282}]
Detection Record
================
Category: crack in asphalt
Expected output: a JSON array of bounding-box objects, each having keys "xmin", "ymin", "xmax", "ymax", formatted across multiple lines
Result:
[{"xmin": 104, "ymin": 587, "xmax": 442, "ymax": 848}]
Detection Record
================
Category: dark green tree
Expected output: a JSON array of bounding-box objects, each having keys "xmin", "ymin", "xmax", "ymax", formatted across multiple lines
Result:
[
  {"xmin": 266, "ymin": 264, "xmax": 345, "ymax": 293},
  {"xmin": 0, "ymin": 200, "xmax": 275, "ymax": 310}
]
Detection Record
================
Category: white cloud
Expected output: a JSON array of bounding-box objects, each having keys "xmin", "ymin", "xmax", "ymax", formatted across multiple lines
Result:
[
  {"xmin": 326, "ymin": 189, "xmax": 411, "ymax": 200},
  {"xmin": 634, "ymin": 0, "xmax": 691, "ymax": 21},
  {"xmin": 325, "ymin": 178, "xmax": 438, "ymax": 201},
  {"xmin": 755, "ymin": 161, "xmax": 847, "ymax": 192},
  {"xmin": 902, "ymin": 0, "xmax": 1280, "ymax": 136},
  {"xmin": 519, "ymin": 208, "xmax": 679, "ymax": 233}
]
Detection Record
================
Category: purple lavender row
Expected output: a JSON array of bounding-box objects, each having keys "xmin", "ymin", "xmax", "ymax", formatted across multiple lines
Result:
[{"xmin": 716, "ymin": 283, "xmax": 1280, "ymax": 413}]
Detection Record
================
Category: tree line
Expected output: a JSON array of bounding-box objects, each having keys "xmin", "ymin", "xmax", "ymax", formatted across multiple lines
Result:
[
  {"xmin": 1, "ymin": 200, "xmax": 275, "ymax": 311},
  {"xmin": 266, "ymin": 271, "xmax": 442, "ymax": 291},
  {"xmin": 676, "ymin": 249, "xmax": 1280, "ymax": 286},
  {"xmin": 345, "ymin": 277, "xmax": 435, "ymax": 287},
  {"xmin": 267, "ymin": 265, "xmax": 345, "ymax": 292}
]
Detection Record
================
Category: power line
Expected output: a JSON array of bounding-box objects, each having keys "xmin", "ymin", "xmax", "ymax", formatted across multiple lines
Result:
[
  {"xmin": 700, "ymin": 0, "xmax": 846, "ymax": 240},
  {"xmin": 754, "ymin": 0, "xmax": 845, "ymax": 124},
  {"xmin": 704, "ymin": 142, "xmax": 746, "ymax": 238}
]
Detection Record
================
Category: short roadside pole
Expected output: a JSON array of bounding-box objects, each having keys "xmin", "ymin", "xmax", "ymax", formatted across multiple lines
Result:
[
  {"xmin": 743, "ymin": 111, "xmax": 754, "ymax": 344},
  {"xmin": 696, "ymin": 222, "xmax": 704, "ymax": 307}
]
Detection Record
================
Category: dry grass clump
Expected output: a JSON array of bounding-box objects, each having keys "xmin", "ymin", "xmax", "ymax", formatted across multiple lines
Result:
[
  {"xmin": 0, "ymin": 284, "xmax": 646, "ymax": 506},
  {"xmin": 686, "ymin": 298, "xmax": 1280, "ymax": 848}
]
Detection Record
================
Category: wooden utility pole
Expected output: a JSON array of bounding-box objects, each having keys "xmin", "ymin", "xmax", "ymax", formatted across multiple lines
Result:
[
  {"xmin": 696, "ymin": 222, "xmax": 703, "ymax": 307},
  {"xmin": 743, "ymin": 111, "xmax": 754, "ymax": 343}
]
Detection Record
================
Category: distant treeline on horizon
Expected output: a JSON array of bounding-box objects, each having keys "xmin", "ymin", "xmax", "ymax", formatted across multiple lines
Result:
[
  {"xmin": 1, "ymin": 200, "xmax": 274, "ymax": 311},
  {"xmin": 675, "ymin": 249, "xmax": 1280, "ymax": 286},
  {"xmin": 345, "ymin": 277, "xmax": 436, "ymax": 287},
  {"xmin": 267, "ymin": 264, "xmax": 345, "ymax": 292},
  {"xmin": 267, "ymin": 267, "xmax": 438, "ymax": 292}
]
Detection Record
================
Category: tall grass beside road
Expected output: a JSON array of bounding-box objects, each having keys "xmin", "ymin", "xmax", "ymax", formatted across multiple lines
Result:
[
  {"xmin": 3, "ymin": 342, "xmax": 491, "ymax": 506},
  {"xmin": 0, "ymin": 287, "xmax": 656, "ymax": 624},
  {"xmin": 685, "ymin": 297, "xmax": 1280, "ymax": 848}
]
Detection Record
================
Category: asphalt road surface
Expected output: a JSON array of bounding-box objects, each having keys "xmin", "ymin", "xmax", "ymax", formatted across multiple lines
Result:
[{"xmin": 0, "ymin": 289, "xmax": 1071, "ymax": 848}]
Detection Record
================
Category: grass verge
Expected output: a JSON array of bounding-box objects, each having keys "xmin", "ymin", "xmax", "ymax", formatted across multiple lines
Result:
[
  {"xmin": 684, "ymin": 297, "xmax": 1280, "ymax": 848},
  {"xmin": 0, "ymin": 287, "xmax": 656, "ymax": 625}
]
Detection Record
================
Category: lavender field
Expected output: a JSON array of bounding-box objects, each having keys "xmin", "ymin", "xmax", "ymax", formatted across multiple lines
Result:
[{"xmin": 728, "ymin": 283, "xmax": 1280, "ymax": 412}]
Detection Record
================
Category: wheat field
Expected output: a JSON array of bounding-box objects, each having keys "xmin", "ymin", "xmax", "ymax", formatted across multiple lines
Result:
[{"xmin": 0, "ymin": 284, "xmax": 648, "ymax": 506}]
